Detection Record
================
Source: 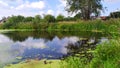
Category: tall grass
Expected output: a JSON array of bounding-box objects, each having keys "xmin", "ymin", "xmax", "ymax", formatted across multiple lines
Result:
[
  {"xmin": 90, "ymin": 39, "xmax": 120, "ymax": 68},
  {"xmin": 61, "ymin": 39, "xmax": 120, "ymax": 68},
  {"xmin": 0, "ymin": 19, "xmax": 120, "ymax": 33}
]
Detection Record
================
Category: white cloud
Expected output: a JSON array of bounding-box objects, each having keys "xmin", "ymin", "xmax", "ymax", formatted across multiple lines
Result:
[
  {"xmin": 0, "ymin": 0, "xmax": 46, "ymax": 19},
  {"xmin": 16, "ymin": 37, "xmax": 47, "ymax": 49},
  {"xmin": 105, "ymin": 0, "xmax": 120, "ymax": 3},
  {"xmin": 16, "ymin": 1, "xmax": 45, "ymax": 10},
  {"xmin": 30, "ymin": 1, "xmax": 45, "ymax": 9},
  {"xmin": 47, "ymin": 10, "xmax": 54, "ymax": 15},
  {"xmin": 0, "ymin": 1, "xmax": 9, "ymax": 7},
  {"xmin": 56, "ymin": 0, "xmax": 69, "ymax": 17},
  {"xmin": 59, "ymin": 0, "xmax": 67, "ymax": 7},
  {"xmin": 0, "ymin": 34, "xmax": 12, "ymax": 43}
]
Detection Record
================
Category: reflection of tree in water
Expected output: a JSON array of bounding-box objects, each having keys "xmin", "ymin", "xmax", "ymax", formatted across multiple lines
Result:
[
  {"xmin": 2, "ymin": 31, "xmax": 109, "ymax": 42},
  {"xmin": 65, "ymin": 38, "xmax": 99, "ymax": 62},
  {"xmin": 2, "ymin": 31, "xmax": 55, "ymax": 42}
]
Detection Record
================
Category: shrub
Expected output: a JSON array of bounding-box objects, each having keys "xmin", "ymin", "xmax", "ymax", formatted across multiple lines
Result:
[
  {"xmin": 90, "ymin": 39, "xmax": 120, "ymax": 68},
  {"xmin": 56, "ymin": 14, "xmax": 64, "ymax": 22},
  {"xmin": 44, "ymin": 14, "xmax": 56, "ymax": 23}
]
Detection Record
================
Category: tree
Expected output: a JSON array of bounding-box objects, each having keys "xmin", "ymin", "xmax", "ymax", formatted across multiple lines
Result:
[
  {"xmin": 23, "ymin": 16, "xmax": 34, "ymax": 22},
  {"xmin": 66, "ymin": 0, "xmax": 104, "ymax": 20},
  {"xmin": 32, "ymin": 15, "xmax": 42, "ymax": 29},
  {"xmin": 33, "ymin": 15, "xmax": 42, "ymax": 23},
  {"xmin": 74, "ymin": 12, "xmax": 82, "ymax": 19},
  {"xmin": 44, "ymin": 14, "xmax": 55, "ymax": 23},
  {"xmin": 3, "ymin": 15, "xmax": 25, "ymax": 28},
  {"xmin": 56, "ymin": 14, "xmax": 64, "ymax": 21},
  {"xmin": 110, "ymin": 11, "xmax": 120, "ymax": 18}
]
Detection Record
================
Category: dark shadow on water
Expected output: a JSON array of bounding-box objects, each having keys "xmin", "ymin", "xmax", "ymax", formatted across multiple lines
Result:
[{"xmin": 2, "ymin": 31, "xmax": 110, "ymax": 42}]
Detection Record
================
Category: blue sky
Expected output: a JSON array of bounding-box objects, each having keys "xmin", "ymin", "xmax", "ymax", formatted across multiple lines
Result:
[{"xmin": 0, "ymin": 0, "xmax": 120, "ymax": 19}]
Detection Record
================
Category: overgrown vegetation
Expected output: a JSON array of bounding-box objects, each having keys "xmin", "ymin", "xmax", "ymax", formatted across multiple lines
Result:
[
  {"xmin": 61, "ymin": 39, "xmax": 120, "ymax": 68},
  {"xmin": 0, "ymin": 16, "xmax": 120, "ymax": 34}
]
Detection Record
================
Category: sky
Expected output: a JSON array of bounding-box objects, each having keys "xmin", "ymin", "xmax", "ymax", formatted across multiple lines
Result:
[{"xmin": 0, "ymin": 0, "xmax": 120, "ymax": 19}]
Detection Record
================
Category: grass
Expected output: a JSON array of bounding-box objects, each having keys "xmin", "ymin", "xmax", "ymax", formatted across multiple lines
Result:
[
  {"xmin": 60, "ymin": 39, "xmax": 120, "ymax": 68},
  {"xmin": 4, "ymin": 60, "xmax": 61, "ymax": 68},
  {"xmin": 0, "ymin": 19, "xmax": 120, "ymax": 33},
  {"xmin": 90, "ymin": 39, "xmax": 120, "ymax": 68},
  {"xmin": 60, "ymin": 57, "xmax": 87, "ymax": 68}
]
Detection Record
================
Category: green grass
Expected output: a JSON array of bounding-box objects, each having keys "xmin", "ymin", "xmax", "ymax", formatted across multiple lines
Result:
[
  {"xmin": 60, "ymin": 39, "xmax": 120, "ymax": 68},
  {"xmin": 90, "ymin": 39, "xmax": 120, "ymax": 68},
  {"xmin": 0, "ymin": 19, "xmax": 120, "ymax": 33},
  {"xmin": 4, "ymin": 60, "xmax": 61, "ymax": 68}
]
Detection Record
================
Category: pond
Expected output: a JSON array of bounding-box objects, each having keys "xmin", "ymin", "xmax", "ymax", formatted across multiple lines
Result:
[{"xmin": 0, "ymin": 31, "xmax": 110, "ymax": 68}]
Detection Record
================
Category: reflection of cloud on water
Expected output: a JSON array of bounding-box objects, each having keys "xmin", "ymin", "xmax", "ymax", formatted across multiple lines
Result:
[
  {"xmin": 13, "ymin": 36, "xmax": 79, "ymax": 56},
  {"xmin": 0, "ymin": 34, "xmax": 15, "ymax": 64},
  {"xmin": 0, "ymin": 34, "xmax": 79, "ymax": 67},
  {"xmin": 12, "ymin": 36, "xmax": 79, "ymax": 56},
  {"xmin": 46, "ymin": 36, "xmax": 79, "ymax": 54},
  {"xmin": 0, "ymin": 34, "xmax": 24, "ymax": 66},
  {"xmin": 15, "ymin": 37, "xmax": 47, "ymax": 49},
  {"xmin": 0, "ymin": 34, "xmax": 12, "ymax": 43}
]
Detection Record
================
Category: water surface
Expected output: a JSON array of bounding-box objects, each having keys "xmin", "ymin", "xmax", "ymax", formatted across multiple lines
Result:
[{"xmin": 0, "ymin": 31, "xmax": 109, "ymax": 67}]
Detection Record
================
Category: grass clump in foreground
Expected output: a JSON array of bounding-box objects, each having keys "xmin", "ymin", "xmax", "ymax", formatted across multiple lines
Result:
[
  {"xmin": 90, "ymin": 39, "xmax": 120, "ymax": 68},
  {"xmin": 61, "ymin": 39, "xmax": 120, "ymax": 68}
]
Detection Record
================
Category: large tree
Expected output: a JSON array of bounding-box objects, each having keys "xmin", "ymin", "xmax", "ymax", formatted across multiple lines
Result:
[{"xmin": 66, "ymin": 0, "xmax": 104, "ymax": 20}]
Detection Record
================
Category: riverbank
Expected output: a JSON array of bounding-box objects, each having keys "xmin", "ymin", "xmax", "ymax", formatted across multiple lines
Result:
[
  {"xmin": 0, "ymin": 19, "xmax": 120, "ymax": 33},
  {"xmin": 4, "ymin": 60, "xmax": 61, "ymax": 68}
]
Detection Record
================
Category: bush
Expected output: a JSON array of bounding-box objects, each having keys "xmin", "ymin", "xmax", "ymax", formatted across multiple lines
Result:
[
  {"xmin": 61, "ymin": 57, "xmax": 87, "ymax": 68},
  {"xmin": 32, "ymin": 15, "xmax": 41, "ymax": 23},
  {"xmin": 56, "ymin": 14, "xmax": 64, "ymax": 22},
  {"xmin": 44, "ymin": 14, "xmax": 56, "ymax": 23},
  {"xmin": 90, "ymin": 39, "xmax": 120, "ymax": 68},
  {"xmin": 110, "ymin": 11, "xmax": 120, "ymax": 18},
  {"xmin": 23, "ymin": 16, "xmax": 34, "ymax": 22}
]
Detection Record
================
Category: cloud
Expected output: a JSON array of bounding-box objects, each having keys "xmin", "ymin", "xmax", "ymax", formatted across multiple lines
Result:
[
  {"xmin": 0, "ymin": 0, "xmax": 46, "ymax": 19},
  {"xmin": 0, "ymin": 1, "xmax": 9, "ymax": 7},
  {"xmin": 0, "ymin": 34, "xmax": 12, "ymax": 43},
  {"xmin": 16, "ymin": 1, "xmax": 45, "ymax": 10},
  {"xmin": 47, "ymin": 10, "xmax": 54, "ymax": 15},
  {"xmin": 104, "ymin": 0, "xmax": 120, "ymax": 3},
  {"xmin": 59, "ymin": 0, "xmax": 67, "ymax": 7},
  {"xmin": 16, "ymin": 37, "xmax": 47, "ymax": 49}
]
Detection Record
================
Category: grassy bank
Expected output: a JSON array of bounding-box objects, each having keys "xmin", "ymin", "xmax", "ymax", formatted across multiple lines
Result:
[
  {"xmin": 0, "ymin": 19, "xmax": 120, "ymax": 33},
  {"xmin": 61, "ymin": 39, "xmax": 120, "ymax": 68},
  {"xmin": 4, "ymin": 60, "xmax": 61, "ymax": 68}
]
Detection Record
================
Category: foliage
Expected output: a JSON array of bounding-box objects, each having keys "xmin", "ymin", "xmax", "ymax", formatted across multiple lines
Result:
[
  {"xmin": 64, "ymin": 17, "xmax": 76, "ymax": 21},
  {"xmin": 23, "ymin": 16, "xmax": 34, "ymax": 22},
  {"xmin": 61, "ymin": 57, "xmax": 87, "ymax": 68},
  {"xmin": 74, "ymin": 12, "xmax": 82, "ymax": 19},
  {"xmin": 66, "ymin": 0, "xmax": 104, "ymax": 20},
  {"xmin": 56, "ymin": 14, "xmax": 64, "ymax": 21},
  {"xmin": 2, "ymin": 15, "xmax": 24, "ymax": 28},
  {"xmin": 90, "ymin": 39, "xmax": 120, "ymax": 68},
  {"xmin": 44, "ymin": 14, "xmax": 56, "ymax": 23},
  {"xmin": 32, "ymin": 15, "xmax": 41, "ymax": 23},
  {"xmin": 60, "ymin": 39, "xmax": 120, "ymax": 68},
  {"xmin": 0, "ymin": 19, "xmax": 120, "ymax": 34},
  {"xmin": 110, "ymin": 11, "xmax": 120, "ymax": 18}
]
